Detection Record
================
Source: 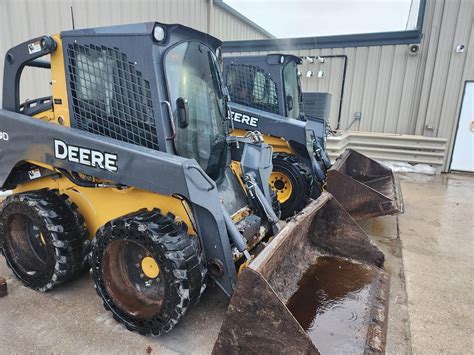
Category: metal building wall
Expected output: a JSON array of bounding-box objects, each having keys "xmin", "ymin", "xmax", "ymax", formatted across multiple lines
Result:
[
  {"xmin": 0, "ymin": 0, "xmax": 271, "ymax": 103},
  {"xmin": 211, "ymin": 4, "xmax": 271, "ymax": 41},
  {"xmin": 224, "ymin": 0, "xmax": 473, "ymax": 170}
]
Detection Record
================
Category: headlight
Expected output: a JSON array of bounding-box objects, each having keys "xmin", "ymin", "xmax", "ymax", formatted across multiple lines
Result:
[{"xmin": 153, "ymin": 26, "xmax": 165, "ymax": 42}]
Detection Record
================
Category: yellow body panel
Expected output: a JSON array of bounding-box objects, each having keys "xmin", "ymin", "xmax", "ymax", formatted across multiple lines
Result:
[
  {"xmin": 31, "ymin": 35, "xmax": 70, "ymax": 126},
  {"xmin": 50, "ymin": 34, "xmax": 71, "ymax": 127},
  {"xmin": 230, "ymin": 130, "xmax": 297, "ymax": 201},
  {"xmin": 32, "ymin": 110, "xmax": 55, "ymax": 122},
  {"xmin": 231, "ymin": 129, "xmax": 294, "ymax": 155},
  {"xmin": 230, "ymin": 161, "xmax": 247, "ymax": 193},
  {"xmin": 13, "ymin": 171, "xmax": 196, "ymax": 238}
]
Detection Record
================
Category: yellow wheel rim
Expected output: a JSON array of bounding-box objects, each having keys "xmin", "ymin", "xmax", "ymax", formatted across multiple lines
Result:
[
  {"xmin": 270, "ymin": 171, "xmax": 293, "ymax": 203},
  {"xmin": 141, "ymin": 256, "xmax": 160, "ymax": 279}
]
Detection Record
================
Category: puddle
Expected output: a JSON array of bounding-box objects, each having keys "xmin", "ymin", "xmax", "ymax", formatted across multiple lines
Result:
[{"xmin": 286, "ymin": 257, "xmax": 378, "ymax": 354}]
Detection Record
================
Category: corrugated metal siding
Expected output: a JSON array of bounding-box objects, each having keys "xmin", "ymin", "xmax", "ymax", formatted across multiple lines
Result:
[
  {"xmin": 210, "ymin": 4, "xmax": 271, "ymax": 41},
  {"xmin": 326, "ymin": 132, "xmax": 447, "ymax": 167},
  {"xmin": 225, "ymin": 0, "xmax": 473, "ymax": 171},
  {"xmin": 0, "ymin": 0, "xmax": 271, "ymax": 103}
]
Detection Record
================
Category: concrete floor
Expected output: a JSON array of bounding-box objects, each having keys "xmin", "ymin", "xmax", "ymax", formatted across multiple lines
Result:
[
  {"xmin": 0, "ymin": 172, "xmax": 472, "ymax": 354},
  {"xmin": 397, "ymin": 173, "xmax": 474, "ymax": 354}
]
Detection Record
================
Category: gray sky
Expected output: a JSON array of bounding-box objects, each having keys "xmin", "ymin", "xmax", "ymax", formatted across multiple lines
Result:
[{"xmin": 224, "ymin": 0, "xmax": 415, "ymax": 38}]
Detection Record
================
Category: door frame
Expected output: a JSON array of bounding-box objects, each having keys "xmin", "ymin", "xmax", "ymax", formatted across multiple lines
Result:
[{"xmin": 448, "ymin": 80, "xmax": 473, "ymax": 172}]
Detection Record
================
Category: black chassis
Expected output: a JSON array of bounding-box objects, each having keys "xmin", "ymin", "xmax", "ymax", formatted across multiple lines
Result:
[
  {"xmin": 0, "ymin": 22, "xmax": 276, "ymax": 296},
  {"xmin": 224, "ymin": 54, "xmax": 331, "ymax": 183}
]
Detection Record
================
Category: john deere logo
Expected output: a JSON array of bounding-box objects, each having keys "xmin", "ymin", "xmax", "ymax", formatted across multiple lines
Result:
[
  {"xmin": 54, "ymin": 139, "xmax": 118, "ymax": 172},
  {"xmin": 231, "ymin": 111, "xmax": 259, "ymax": 128}
]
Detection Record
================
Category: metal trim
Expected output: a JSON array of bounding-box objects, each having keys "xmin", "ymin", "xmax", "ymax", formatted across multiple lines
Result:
[{"xmin": 222, "ymin": 0, "xmax": 426, "ymax": 52}]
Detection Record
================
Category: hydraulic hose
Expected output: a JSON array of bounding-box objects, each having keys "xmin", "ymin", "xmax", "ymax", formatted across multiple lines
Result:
[
  {"xmin": 220, "ymin": 203, "xmax": 251, "ymax": 260},
  {"xmin": 58, "ymin": 169, "xmax": 123, "ymax": 189}
]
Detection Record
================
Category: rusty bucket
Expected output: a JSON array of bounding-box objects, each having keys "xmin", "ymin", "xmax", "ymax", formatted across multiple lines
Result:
[
  {"xmin": 213, "ymin": 193, "xmax": 390, "ymax": 354},
  {"xmin": 327, "ymin": 149, "xmax": 404, "ymax": 220}
]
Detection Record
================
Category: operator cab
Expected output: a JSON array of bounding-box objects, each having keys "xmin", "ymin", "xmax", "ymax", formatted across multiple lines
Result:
[
  {"xmin": 2, "ymin": 23, "xmax": 231, "ymax": 183},
  {"xmin": 224, "ymin": 54, "xmax": 304, "ymax": 120}
]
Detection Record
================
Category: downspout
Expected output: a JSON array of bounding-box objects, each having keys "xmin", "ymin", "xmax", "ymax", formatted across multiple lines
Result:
[{"xmin": 319, "ymin": 55, "xmax": 348, "ymax": 131}]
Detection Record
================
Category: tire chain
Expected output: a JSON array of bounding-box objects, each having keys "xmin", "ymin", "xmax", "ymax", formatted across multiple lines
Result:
[
  {"xmin": 0, "ymin": 189, "xmax": 88, "ymax": 291},
  {"xmin": 89, "ymin": 209, "xmax": 206, "ymax": 336}
]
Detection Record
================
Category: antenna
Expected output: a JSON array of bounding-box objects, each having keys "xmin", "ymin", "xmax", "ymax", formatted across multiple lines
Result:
[{"xmin": 70, "ymin": 6, "xmax": 76, "ymax": 30}]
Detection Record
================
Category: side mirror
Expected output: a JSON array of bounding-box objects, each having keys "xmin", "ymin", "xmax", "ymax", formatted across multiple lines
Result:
[
  {"xmin": 176, "ymin": 97, "xmax": 189, "ymax": 129},
  {"xmin": 286, "ymin": 95, "xmax": 294, "ymax": 112}
]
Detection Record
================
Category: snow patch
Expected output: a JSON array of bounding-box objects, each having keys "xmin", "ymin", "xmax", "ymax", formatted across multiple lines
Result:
[{"xmin": 377, "ymin": 160, "xmax": 437, "ymax": 175}]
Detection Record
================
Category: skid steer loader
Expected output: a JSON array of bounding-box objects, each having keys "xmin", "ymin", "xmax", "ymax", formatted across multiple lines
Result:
[
  {"xmin": 224, "ymin": 54, "xmax": 403, "ymax": 220},
  {"xmin": 1, "ymin": 22, "xmax": 389, "ymax": 352}
]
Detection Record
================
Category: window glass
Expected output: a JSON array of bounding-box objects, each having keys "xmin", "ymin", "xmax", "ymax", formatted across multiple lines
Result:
[
  {"xmin": 165, "ymin": 41, "xmax": 227, "ymax": 181},
  {"xmin": 283, "ymin": 61, "xmax": 301, "ymax": 119}
]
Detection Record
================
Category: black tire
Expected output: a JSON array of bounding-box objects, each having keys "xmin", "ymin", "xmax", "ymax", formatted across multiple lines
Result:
[
  {"xmin": 0, "ymin": 189, "xmax": 88, "ymax": 291},
  {"xmin": 270, "ymin": 153, "xmax": 313, "ymax": 219},
  {"xmin": 90, "ymin": 209, "xmax": 206, "ymax": 336}
]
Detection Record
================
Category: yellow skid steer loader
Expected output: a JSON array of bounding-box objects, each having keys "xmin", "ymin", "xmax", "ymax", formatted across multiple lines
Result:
[{"xmin": 0, "ymin": 22, "xmax": 389, "ymax": 352}]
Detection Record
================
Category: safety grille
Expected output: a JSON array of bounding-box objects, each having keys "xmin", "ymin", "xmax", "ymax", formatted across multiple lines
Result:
[
  {"xmin": 66, "ymin": 43, "xmax": 159, "ymax": 150},
  {"xmin": 225, "ymin": 64, "xmax": 279, "ymax": 114}
]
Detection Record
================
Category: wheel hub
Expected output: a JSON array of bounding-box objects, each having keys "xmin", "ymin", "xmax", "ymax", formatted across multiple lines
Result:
[
  {"xmin": 270, "ymin": 172, "xmax": 293, "ymax": 203},
  {"xmin": 141, "ymin": 256, "xmax": 160, "ymax": 279},
  {"xmin": 101, "ymin": 239, "xmax": 165, "ymax": 319}
]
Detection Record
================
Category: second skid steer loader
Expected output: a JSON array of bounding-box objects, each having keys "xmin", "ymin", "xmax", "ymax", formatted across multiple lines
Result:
[
  {"xmin": 224, "ymin": 54, "xmax": 403, "ymax": 220},
  {"xmin": 1, "ymin": 22, "xmax": 389, "ymax": 352}
]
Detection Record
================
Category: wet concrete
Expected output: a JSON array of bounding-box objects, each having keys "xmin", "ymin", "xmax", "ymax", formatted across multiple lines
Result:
[
  {"xmin": 359, "ymin": 215, "xmax": 412, "ymax": 355},
  {"xmin": 396, "ymin": 173, "xmax": 474, "ymax": 354},
  {"xmin": 0, "ymin": 268, "xmax": 228, "ymax": 354},
  {"xmin": 0, "ymin": 172, "xmax": 472, "ymax": 354}
]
